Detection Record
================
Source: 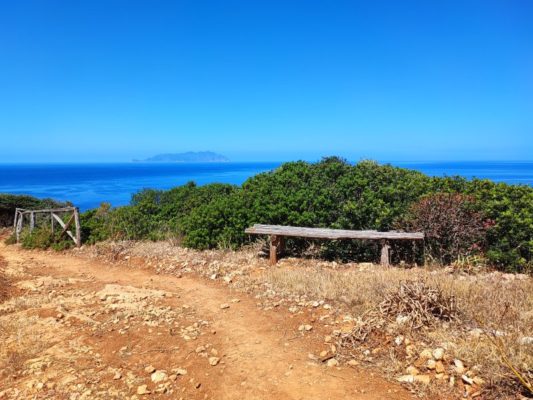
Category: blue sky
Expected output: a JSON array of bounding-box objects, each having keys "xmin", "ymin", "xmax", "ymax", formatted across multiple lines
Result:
[{"xmin": 0, "ymin": 0, "xmax": 531, "ymax": 162}]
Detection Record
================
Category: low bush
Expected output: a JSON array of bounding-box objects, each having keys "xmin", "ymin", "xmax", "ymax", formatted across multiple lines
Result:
[{"xmin": 19, "ymin": 227, "xmax": 74, "ymax": 251}]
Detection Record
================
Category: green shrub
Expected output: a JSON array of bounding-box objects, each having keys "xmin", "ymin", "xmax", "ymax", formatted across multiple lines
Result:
[
  {"xmin": 80, "ymin": 158, "xmax": 533, "ymax": 272},
  {"xmin": 0, "ymin": 194, "xmax": 67, "ymax": 228},
  {"xmin": 19, "ymin": 227, "xmax": 74, "ymax": 251}
]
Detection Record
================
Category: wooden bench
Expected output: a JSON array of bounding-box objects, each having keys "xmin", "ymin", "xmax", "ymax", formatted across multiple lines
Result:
[{"xmin": 244, "ymin": 224, "xmax": 424, "ymax": 266}]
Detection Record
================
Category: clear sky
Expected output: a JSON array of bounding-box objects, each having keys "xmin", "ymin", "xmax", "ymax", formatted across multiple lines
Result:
[{"xmin": 0, "ymin": 0, "xmax": 531, "ymax": 162}]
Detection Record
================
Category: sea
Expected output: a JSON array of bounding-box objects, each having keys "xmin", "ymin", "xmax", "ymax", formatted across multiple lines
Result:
[{"xmin": 0, "ymin": 161, "xmax": 531, "ymax": 211}]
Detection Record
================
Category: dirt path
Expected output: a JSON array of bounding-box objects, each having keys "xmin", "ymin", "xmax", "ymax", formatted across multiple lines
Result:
[{"xmin": 0, "ymin": 243, "xmax": 413, "ymax": 400}]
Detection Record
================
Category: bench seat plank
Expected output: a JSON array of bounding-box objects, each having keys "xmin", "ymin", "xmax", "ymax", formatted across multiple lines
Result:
[{"xmin": 245, "ymin": 224, "xmax": 424, "ymax": 240}]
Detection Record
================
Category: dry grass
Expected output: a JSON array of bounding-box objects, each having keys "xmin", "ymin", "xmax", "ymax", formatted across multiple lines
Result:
[{"xmin": 256, "ymin": 263, "xmax": 533, "ymax": 398}]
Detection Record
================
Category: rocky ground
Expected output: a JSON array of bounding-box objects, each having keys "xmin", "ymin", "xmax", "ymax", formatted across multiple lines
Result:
[
  {"xmin": 0, "ymin": 239, "xmax": 415, "ymax": 400},
  {"xmin": 75, "ymin": 240, "xmax": 533, "ymax": 400}
]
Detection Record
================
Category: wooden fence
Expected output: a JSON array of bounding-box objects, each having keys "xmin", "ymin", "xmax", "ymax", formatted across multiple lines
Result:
[{"xmin": 13, "ymin": 207, "xmax": 81, "ymax": 247}]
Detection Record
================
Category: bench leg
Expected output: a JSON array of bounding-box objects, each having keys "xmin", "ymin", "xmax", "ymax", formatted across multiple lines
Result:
[
  {"xmin": 380, "ymin": 240, "xmax": 391, "ymax": 267},
  {"xmin": 270, "ymin": 235, "xmax": 282, "ymax": 265}
]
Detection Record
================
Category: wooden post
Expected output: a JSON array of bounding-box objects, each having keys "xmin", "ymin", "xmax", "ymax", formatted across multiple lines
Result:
[
  {"xmin": 74, "ymin": 207, "xmax": 81, "ymax": 247},
  {"xmin": 13, "ymin": 209, "xmax": 20, "ymax": 229},
  {"xmin": 29, "ymin": 212, "xmax": 35, "ymax": 232},
  {"xmin": 270, "ymin": 235, "xmax": 281, "ymax": 265},
  {"xmin": 50, "ymin": 212, "xmax": 54, "ymax": 234},
  {"xmin": 380, "ymin": 240, "xmax": 391, "ymax": 267},
  {"xmin": 16, "ymin": 212, "xmax": 23, "ymax": 243}
]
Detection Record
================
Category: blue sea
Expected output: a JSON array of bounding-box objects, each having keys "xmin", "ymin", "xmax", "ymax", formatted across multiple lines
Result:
[{"xmin": 0, "ymin": 161, "xmax": 531, "ymax": 211}]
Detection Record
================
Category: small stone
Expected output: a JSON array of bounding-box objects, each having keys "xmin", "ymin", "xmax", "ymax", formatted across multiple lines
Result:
[
  {"xmin": 220, "ymin": 303, "xmax": 230, "ymax": 309},
  {"xmin": 319, "ymin": 350, "xmax": 328, "ymax": 358},
  {"xmin": 406, "ymin": 366, "xmax": 419, "ymax": 376},
  {"xmin": 324, "ymin": 335, "xmax": 332, "ymax": 343},
  {"xmin": 175, "ymin": 368, "xmax": 187, "ymax": 376},
  {"xmin": 435, "ymin": 361, "xmax": 445, "ymax": 373},
  {"xmin": 231, "ymin": 298, "xmax": 240, "ymax": 303},
  {"xmin": 347, "ymin": 360, "xmax": 359, "ymax": 366},
  {"xmin": 326, "ymin": 358, "xmax": 339, "ymax": 368},
  {"xmin": 414, "ymin": 374, "xmax": 431, "ymax": 385},
  {"xmin": 144, "ymin": 365, "xmax": 156, "ymax": 374},
  {"xmin": 453, "ymin": 359, "xmax": 465, "ymax": 374},
  {"xmin": 208, "ymin": 357, "xmax": 220, "ymax": 366},
  {"xmin": 419, "ymin": 349, "xmax": 433, "ymax": 359},
  {"xmin": 151, "ymin": 371, "xmax": 168, "ymax": 383},
  {"xmin": 426, "ymin": 359, "xmax": 436, "ymax": 370},
  {"xmin": 432, "ymin": 348, "xmax": 444, "ymax": 360},
  {"xmin": 113, "ymin": 371, "xmax": 122, "ymax": 380},
  {"xmin": 405, "ymin": 344, "xmax": 416, "ymax": 357},
  {"xmin": 397, "ymin": 375, "xmax": 415, "ymax": 383},
  {"xmin": 394, "ymin": 336, "xmax": 404, "ymax": 346},
  {"xmin": 137, "ymin": 385, "xmax": 150, "ymax": 395},
  {"xmin": 195, "ymin": 345, "xmax": 206, "ymax": 353},
  {"xmin": 462, "ymin": 374, "xmax": 474, "ymax": 385},
  {"xmin": 298, "ymin": 324, "xmax": 313, "ymax": 331}
]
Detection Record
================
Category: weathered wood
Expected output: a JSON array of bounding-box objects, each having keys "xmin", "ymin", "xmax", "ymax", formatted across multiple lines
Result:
[
  {"xmin": 270, "ymin": 235, "xmax": 281, "ymax": 265},
  {"xmin": 380, "ymin": 240, "xmax": 391, "ymax": 267},
  {"xmin": 59, "ymin": 214, "xmax": 75, "ymax": 237},
  {"xmin": 245, "ymin": 224, "xmax": 424, "ymax": 240},
  {"xmin": 52, "ymin": 213, "xmax": 77, "ymax": 244},
  {"xmin": 246, "ymin": 224, "xmax": 424, "ymax": 266},
  {"xmin": 20, "ymin": 207, "xmax": 78, "ymax": 214},
  {"xmin": 74, "ymin": 208, "xmax": 81, "ymax": 247},
  {"xmin": 16, "ymin": 212, "xmax": 23, "ymax": 242},
  {"xmin": 29, "ymin": 212, "xmax": 35, "ymax": 232}
]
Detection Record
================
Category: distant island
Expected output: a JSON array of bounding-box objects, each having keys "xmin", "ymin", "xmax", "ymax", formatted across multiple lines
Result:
[{"xmin": 134, "ymin": 151, "xmax": 229, "ymax": 163}]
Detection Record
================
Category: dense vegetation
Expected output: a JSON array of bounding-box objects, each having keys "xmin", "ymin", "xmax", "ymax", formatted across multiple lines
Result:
[
  {"xmin": 77, "ymin": 158, "xmax": 532, "ymax": 272},
  {"xmin": 0, "ymin": 194, "xmax": 66, "ymax": 227},
  {"xmin": 4, "ymin": 159, "xmax": 532, "ymax": 272}
]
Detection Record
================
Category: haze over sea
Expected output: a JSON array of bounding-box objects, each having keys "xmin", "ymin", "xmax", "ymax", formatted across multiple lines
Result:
[{"xmin": 0, "ymin": 161, "xmax": 532, "ymax": 211}]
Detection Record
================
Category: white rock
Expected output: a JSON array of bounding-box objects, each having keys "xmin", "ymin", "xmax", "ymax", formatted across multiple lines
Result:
[
  {"xmin": 432, "ymin": 348, "xmax": 444, "ymax": 360},
  {"xmin": 220, "ymin": 303, "xmax": 230, "ymax": 309},
  {"xmin": 414, "ymin": 375, "xmax": 431, "ymax": 385},
  {"xmin": 394, "ymin": 335, "xmax": 404, "ymax": 346},
  {"xmin": 208, "ymin": 357, "xmax": 220, "ymax": 366},
  {"xmin": 144, "ymin": 365, "xmax": 156, "ymax": 374},
  {"xmin": 151, "ymin": 370, "xmax": 167, "ymax": 383},
  {"xmin": 397, "ymin": 375, "xmax": 415, "ymax": 383},
  {"xmin": 137, "ymin": 385, "xmax": 150, "ymax": 395},
  {"xmin": 453, "ymin": 359, "xmax": 465, "ymax": 374},
  {"xmin": 326, "ymin": 358, "xmax": 339, "ymax": 367}
]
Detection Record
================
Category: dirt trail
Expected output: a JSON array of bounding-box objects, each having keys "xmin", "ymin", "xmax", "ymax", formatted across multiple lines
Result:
[{"xmin": 0, "ymin": 242, "xmax": 412, "ymax": 400}]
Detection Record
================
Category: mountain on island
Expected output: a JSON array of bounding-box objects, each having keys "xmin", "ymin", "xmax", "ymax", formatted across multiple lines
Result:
[{"xmin": 135, "ymin": 151, "xmax": 229, "ymax": 163}]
